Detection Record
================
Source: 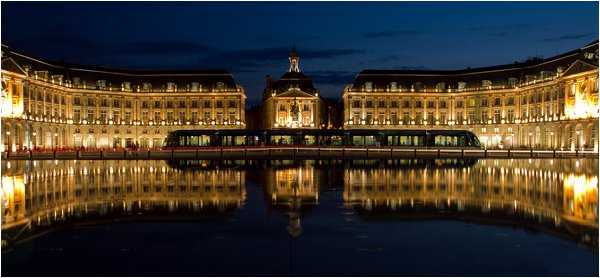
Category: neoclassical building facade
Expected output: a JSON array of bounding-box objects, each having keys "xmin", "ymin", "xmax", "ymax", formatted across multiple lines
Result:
[
  {"xmin": 261, "ymin": 49, "xmax": 324, "ymax": 129},
  {"xmin": 1, "ymin": 45, "xmax": 246, "ymax": 151},
  {"xmin": 343, "ymin": 41, "xmax": 599, "ymax": 150}
]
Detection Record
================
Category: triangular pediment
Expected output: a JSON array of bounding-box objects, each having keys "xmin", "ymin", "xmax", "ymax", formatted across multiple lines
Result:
[
  {"xmin": 562, "ymin": 59, "xmax": 598, "ymax": 77},
  {"xmin": 276, "ymin": 88, "xmax": 317, "ymax": 98},
  {"xmin": 1, "ymin": 57, "xmax": 28, "ymax": 76}
]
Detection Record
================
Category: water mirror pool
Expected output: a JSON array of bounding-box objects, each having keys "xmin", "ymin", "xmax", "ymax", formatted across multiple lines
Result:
[{"xmin": 1, "ymin": 159, "xmax": 598, "ymax": 276}]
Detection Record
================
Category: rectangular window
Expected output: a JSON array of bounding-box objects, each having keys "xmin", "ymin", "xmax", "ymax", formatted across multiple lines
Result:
[
  {"xmin": 481, "ymin": 98, "xmax": 488, "ymax": 107},
  {"xmin": 87, "ymin": 109, "xmax": 95, "ymax": 122},
  {"xmin": 403, "ymin": 112, "xmax": 410, "ymax": 123},
  {"xmin": 113, "ymin": 111, "xmax": 121, "ymax": 123},
  {"xmin": 439, "ymin": 101, "xmax": 447, "ymax": 109},
  {"xmin": 100, "ymin": 110, "xmax": 107, "ymax": 123},
  {"xmin": 494, "ymin": 109, "xmax": 501, "ymax": 122},
  {"xmin": 73, "ymin": 109, "xmax": 80, "ymax": 123}
]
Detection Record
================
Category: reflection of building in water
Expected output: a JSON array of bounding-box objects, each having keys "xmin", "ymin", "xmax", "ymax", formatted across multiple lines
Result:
[
  {"xmin": 262, "ymin": 162, "xmax": 321, "ymax": 237},
  {"xmin": 343, "ymin": 159, "xmax": 598, "ymax": 239},
  {"xmin": 563, "ymin": 174, "xmax": 598, "ymax": 223},
  {"xmin": 1, "ymin": 160, "xmax": 246, "ymax": 231}
]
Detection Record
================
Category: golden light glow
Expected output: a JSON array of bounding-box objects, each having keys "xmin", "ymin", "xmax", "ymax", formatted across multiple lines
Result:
[
  {"xmin": 565, "ymin": 82, "xmax": 599, "ymax": 119},
  {"xmin": 563, "ymin": 174, "xmax": 599, "ymax": 222}
]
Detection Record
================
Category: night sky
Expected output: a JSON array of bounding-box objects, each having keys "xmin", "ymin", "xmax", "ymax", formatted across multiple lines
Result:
[{"xmin": 1, "ymin": 1, "xmax": 598, "ymax": 106}]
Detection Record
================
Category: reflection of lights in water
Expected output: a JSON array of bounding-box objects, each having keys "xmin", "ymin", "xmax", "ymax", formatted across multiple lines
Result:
[
  {"xmin": 1, "ymin": 176, "xmax": 25, "ymax": 210},
  {"xmin": 564, "ymin": 174, "xmax": 598, "ymax": 199}
]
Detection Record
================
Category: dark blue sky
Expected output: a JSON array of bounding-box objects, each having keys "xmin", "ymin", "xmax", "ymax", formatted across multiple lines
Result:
[{"xmin": 2, "ymin": 1, "xmax": 598, "ymax": 105}]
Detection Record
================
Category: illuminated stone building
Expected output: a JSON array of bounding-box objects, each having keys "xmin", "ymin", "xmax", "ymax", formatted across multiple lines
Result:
[
  {"xmin": 262, "ymin": 48, "xmax": 324, "ymax": 129},
  {"xmin": 343, "ymin": 41, "xmax": 599, "ymax": 150},
  {"xmin": 0, "ymin": 45, "xmax": 246, "ymax": 151}
]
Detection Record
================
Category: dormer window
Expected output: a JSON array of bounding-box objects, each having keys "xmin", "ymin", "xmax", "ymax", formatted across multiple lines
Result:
[
  {"xmin": 35, "ymin": 71, "xmax": 49, "ymax": 80},
  {"xmin": 436, "ymin": 82, "xmax": 445, "ymax": 91},
  {"xmin": 540, "ymin": 71, "xmax": 553, "ymax": 80},
  {"xmin": 166, "ymin": 82, "xmax": 176, "ymax": 92},
  {"xmin": 414, "ymin": 82, "xmax": 423, "ymax": 91},
  {"xmin": 482, "ymin": 80, "xmax": 492, "ymax": 88},
  {"xmin": 142, "ymin": 82, "xmax": 152, "ymax": 91},
  {"xmin": 73, "ymin": 77, "xmax": 81, "ymax": 87},
  {"xmin": 557, "ymin": 67, "xmax": 564, "ymax": 75},
  {"xmin": 525, "ymin": 75, "xmax": 536, "ymax": 83},
  {"xmin": 390, "ymin": 82, "xmax": 397, "ymax": 91},
  {"xmin": 97, "ymin": 80, "xmax": 106, "ymax": 90},
  {"xmin": 508, "ymin": 77, "xmax": 518, "ymax": 88},
  {"xmin": 122, "ymin": 82, "xmax": 131, "ymax": 91},
  {"xmin": 365, "ymin": 82, "xmax": 373, "ymax": 92},
  {"xmin": 457, "ymin": 82, "xmax": 467, "ymax": 91},
  {"xmin": 51, "ymin": 74, "xmax": 63, "ymax": 84},
  {"xmin": 191, "ymin": 82, "xmax": 200, "ymax": 92},
  {"xmin": 216, "ymin": 82, "xmax": 225, "ymax": 90}
]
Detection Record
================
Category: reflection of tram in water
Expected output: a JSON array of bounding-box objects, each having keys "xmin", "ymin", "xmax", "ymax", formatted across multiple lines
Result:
[
  {"xmin": 342, "ymin": 159, "xmax": 599, "ymax": 249},
  {"xmin": 164, "ymin": 129, "xmax": 482, "ymax": 148}
]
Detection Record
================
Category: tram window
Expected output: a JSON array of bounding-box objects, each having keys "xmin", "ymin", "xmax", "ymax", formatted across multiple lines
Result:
[
  {"xmin": 433, "ymin": 135, "xmax": 470, "ymax": 147},
  {"xmin": 352, "ymin": 136, "xmax": 364, "ymax": 146},
  {"xmin": 398, "ymin": 136, "xmax": 413, "ymax": 146},
  {"xmin": 304, "ymin": 135, "xmax": 317, "ymax": 145},
  {"xmin": 234, "ymin": 136, "xmax": 244, "ymax": 146},
  {"xmin": 329, "ymin": 136, "xmax": 343, "ymax": 146},
  {"xmin": 270, "ymin": 135, "xmax": 293, "ymax": 145},
  {"xmin": 364, "ymin": 136, "xmax": 377, "ymax": 146},
  {"xmin": 415, "ymin": 136, "xmax": 426, "ymax": 147}
]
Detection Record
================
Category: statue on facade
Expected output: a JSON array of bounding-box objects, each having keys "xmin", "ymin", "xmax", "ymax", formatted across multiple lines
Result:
[{"xmin": 290, "ymin": 98, "xmax": 300, "ymax": 123}]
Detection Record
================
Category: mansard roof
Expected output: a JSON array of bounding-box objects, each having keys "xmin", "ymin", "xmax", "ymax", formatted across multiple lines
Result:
[
  {"xmin": 352, "ymin": 41, "xmax": 599, "ymax": 91},
  {"xmin": 272, "ymin": 71, "xmax": 317, "ymax": 93},
  {"xmin": 0, "ymin": 44, "xmax": 240, "ymax": 91},
  {"xmin": 263, "ymin": 48, "xmax": 319, "ymax": 98}
]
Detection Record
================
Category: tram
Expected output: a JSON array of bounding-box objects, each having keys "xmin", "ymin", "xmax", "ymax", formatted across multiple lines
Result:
[{"xmin": 164, "ymin": 129, "xmax": 481, "ymax": 149}]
